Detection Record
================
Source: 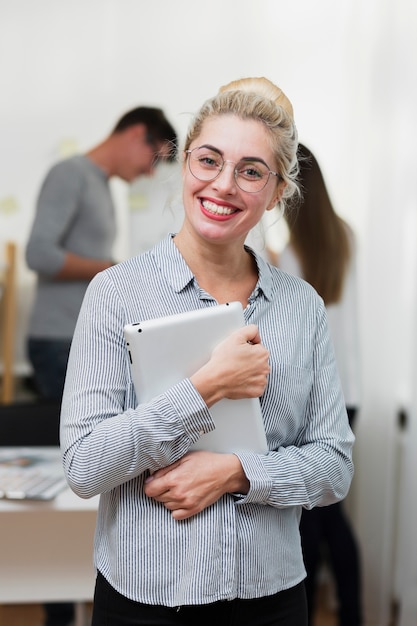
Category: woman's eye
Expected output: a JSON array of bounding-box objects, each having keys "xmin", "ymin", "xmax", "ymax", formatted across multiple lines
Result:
[
  {"xmin": 200, "ymin": 156, "xmax": 218, "ymax": 167},
  {"xmin": 240, "ymin": 165, "xmax": 263, "ymax": 179}
]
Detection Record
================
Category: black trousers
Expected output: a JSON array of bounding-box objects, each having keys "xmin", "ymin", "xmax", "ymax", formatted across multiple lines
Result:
[
  {"xmin": 300, "ymin": 407, "xmax": 362, "ymax": 626},
  {"xmin": 91, "ymin": 571, "xmax": 308, "ymax": 626}
]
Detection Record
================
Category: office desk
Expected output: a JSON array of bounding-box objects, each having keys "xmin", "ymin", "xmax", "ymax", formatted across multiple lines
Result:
[{"xmin": 0, "ymin": 486, "xmax": 98, "ymax": 604}]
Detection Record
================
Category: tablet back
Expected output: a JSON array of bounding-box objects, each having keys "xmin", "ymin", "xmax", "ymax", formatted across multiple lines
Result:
[{"xmin": 124, "ymin": 301, "xmax": 267, "ymax": 454}]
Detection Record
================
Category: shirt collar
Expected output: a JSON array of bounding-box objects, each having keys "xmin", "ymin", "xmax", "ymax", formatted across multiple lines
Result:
[
  {"xmin": 152, "ymin": 234, "xmax": 273, "ymax": 301},
  {"xmin": 244, "ymin": 244, "xmax": 274, "ymax": 302},
  {"xmin": 152, "ymin": 234, "xmax": 194, "ymax": 292}
]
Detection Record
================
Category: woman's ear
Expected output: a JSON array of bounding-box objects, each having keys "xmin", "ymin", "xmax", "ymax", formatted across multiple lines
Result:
[
  {"xmin": 266, "ymin": 180, "xmax": 287, "ymax": 211},
  {"xmin": 266, "ymin": 197, "xmax": 278, "ymax": 212},
  {"xmin": 266, "ymin": 181, "xmax": 286, "ymax": 211}
]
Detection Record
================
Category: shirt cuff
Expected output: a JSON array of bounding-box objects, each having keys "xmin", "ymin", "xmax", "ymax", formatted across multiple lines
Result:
[
  {"xmin": 233, "ymin": 452, "xmax": 273, "ymax": 504},
  {"xmin": 164, "ymin": 378, "xmax": 216, "ymax": 444}
]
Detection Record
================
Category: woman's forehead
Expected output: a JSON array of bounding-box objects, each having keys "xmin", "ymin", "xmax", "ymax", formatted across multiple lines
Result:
[{"xmin": 195, "ymin": 115, "xmax": 274, "ymax": 159}]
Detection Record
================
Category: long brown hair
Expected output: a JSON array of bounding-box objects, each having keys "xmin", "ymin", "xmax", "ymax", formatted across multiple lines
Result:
[{"xmin": 285, "ymin": 144, "xmax": 351, "ymax": 305}]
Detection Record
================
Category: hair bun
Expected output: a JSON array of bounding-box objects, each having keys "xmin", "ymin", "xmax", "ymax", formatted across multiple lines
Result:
[{"xmin": 218, "ymin": 76, "xmax": 294, "ymax": 120}]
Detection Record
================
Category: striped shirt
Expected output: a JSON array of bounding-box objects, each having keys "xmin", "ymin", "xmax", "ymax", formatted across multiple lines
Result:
[{"xmin": 61, "ymin": 234, "xmax": 354, "ymax": 607}]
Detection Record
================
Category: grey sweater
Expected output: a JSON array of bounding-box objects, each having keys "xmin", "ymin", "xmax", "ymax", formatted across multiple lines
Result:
[{"xmin": 26, "ymin": 155, "xmax": 116, "ymax": 339}]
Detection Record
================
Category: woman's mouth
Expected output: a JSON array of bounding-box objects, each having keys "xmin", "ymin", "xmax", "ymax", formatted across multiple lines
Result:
[{"xmin": 201, "ymin": 199, "xmax": 238, "ymax": 217}]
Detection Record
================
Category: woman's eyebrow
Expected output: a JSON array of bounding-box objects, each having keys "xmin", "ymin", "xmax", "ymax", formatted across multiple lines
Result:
[
  {"xmin": 240, "ymin": 156, "xmax": 270, "ymax": 167},
  {"xmin": 199, "ymin": 144, "xmax": 269, "ymax": 167},
  {"xmin": 199, "ymin": 143, "xmax": 223, "ymax": 155}
]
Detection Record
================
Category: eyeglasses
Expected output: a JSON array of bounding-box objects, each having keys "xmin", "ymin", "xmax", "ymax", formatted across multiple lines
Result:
[{"xmin": 185, "ymin": 146, "xmax": 279, "ymax": 193}]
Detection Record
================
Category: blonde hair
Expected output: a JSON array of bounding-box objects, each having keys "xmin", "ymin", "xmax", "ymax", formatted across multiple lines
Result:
[
  {"xmin": 219, "ymin": 77, "xmax": 294, "ymax": 120},
  {"xmin": 184, "ymin": 77, "xmax": 299, "ymax": 214}
]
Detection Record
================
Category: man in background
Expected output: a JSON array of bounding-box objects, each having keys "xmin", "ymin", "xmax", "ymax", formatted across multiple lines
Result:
[{"xmin": 25, "ymin": 106, "xmax": 177, "ymax": 626}]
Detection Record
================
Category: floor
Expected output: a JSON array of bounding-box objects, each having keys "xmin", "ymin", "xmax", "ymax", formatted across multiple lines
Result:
[{"xmin": 0, "ymin": 602, "xmax": 92, "ymax": 626}]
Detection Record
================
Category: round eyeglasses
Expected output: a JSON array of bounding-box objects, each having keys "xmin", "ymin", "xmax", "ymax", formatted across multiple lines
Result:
[{"xmin": 185, "ymin": 146, "xmax": 279, "ymax": 193}]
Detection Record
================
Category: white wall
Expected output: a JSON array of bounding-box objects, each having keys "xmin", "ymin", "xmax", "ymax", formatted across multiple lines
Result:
[
  {"xmin": 1, "ymin": 1, "xmax": 416, "ymax": 623},
  {"xmin": 0, "ymin": 0, "xmax": 368, "ymax": 367}
]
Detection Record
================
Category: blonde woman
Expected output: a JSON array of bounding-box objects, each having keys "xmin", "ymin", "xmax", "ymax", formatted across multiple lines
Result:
[{"xmin": 61, "ymin": 80, "xmax": 354, "ymax": 625}]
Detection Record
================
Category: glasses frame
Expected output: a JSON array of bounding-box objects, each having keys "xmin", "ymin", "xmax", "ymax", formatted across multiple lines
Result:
[{"xmin": 185, "ymin": 147, "xmax": 279, "ymax": 193}]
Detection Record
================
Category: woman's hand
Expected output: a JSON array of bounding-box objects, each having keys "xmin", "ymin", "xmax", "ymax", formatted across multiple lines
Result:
[
  {"xmin": 190, "ymin": 324, "xmax": 270, "ymax": 407},
  {"xmin": 144, "ymin": 450, "xmax": 249, "ymax": 520}
]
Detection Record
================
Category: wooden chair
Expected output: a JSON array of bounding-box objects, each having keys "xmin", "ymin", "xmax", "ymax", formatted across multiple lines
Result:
[{"xmin": 0, "ymin": 241, "xmax": 17, "ymax": 404}]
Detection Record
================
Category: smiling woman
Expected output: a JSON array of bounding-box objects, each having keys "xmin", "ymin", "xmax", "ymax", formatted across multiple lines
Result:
[
  {"xmin": 0, "ymin": 4, "xmax": 412, "ymax": 623},
  {"xmin": 60, "ymin": 76, "xmax": 354, "ymax": 626},
  {"xmin": 178, "ymin": 115, "xmax": 283, "ymax": 262}
]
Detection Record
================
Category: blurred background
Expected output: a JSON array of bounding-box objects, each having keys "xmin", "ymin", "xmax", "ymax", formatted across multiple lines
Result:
[{"xmin": 1, "ymin": 1, "xmax": 416, "ymax": 623}]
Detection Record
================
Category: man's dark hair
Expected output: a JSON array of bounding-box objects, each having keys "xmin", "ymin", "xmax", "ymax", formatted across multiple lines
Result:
[{"xmin": 113, "ymin": 106, "xmax": 177, "ymax": 161}]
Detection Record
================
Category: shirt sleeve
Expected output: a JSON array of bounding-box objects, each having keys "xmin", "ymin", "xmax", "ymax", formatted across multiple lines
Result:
[
  {"xmin": 235, "ymin": 299, "xmax": 355, "ymax": 510},
  {"xmin": 60, "ymin": 270, "xmax": 217, "ymax": 499}
]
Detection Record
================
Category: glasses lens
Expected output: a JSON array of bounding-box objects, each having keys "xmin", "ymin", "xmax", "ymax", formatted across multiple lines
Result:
[
  {"xmin": 187, "ymin": 147, "xmax": 274, "ymax": 192},
  {"xmin": 188, "ymin": 147, "xmax": 223, "ymax": 181},
  {"xmin": 235, "ymin": 160, "xmax": 271, "ymax": 192}
]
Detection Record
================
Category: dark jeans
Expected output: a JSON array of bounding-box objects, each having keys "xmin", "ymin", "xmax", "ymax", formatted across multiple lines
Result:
[
  {"xmin": 27, "ymin": 338, "xmax": 72, "ymax": 400},
  {"xmin": 300, "ymin": 407, "xmax": 362, "ymax": 626},
  {"xmin": 92, "ymin": 571, "xmax": 308, "ymax": 626},
  {"xmin": 27, "ymin": 337, "xmax": 74, "ymax": 626},
  {"xmin": 43, "ymin": 602, "xmax": 75, "ymax": 626}
]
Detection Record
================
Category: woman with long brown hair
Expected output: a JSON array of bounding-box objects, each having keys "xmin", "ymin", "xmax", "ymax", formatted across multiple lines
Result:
[{"xmin": 275, "ymin": 143, "xmax": 362, "ymax": 626}]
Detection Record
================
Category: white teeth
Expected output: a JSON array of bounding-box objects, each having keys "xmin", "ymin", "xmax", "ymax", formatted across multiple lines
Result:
[{"xmin": 202, "ymin": 200, "xmax": 235, "ymax": 216}]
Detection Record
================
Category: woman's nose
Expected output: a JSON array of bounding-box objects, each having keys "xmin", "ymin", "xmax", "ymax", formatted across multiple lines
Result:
[{"xmin": 211, "ymin": 161, "xmax": 237, "ymax": 192}]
